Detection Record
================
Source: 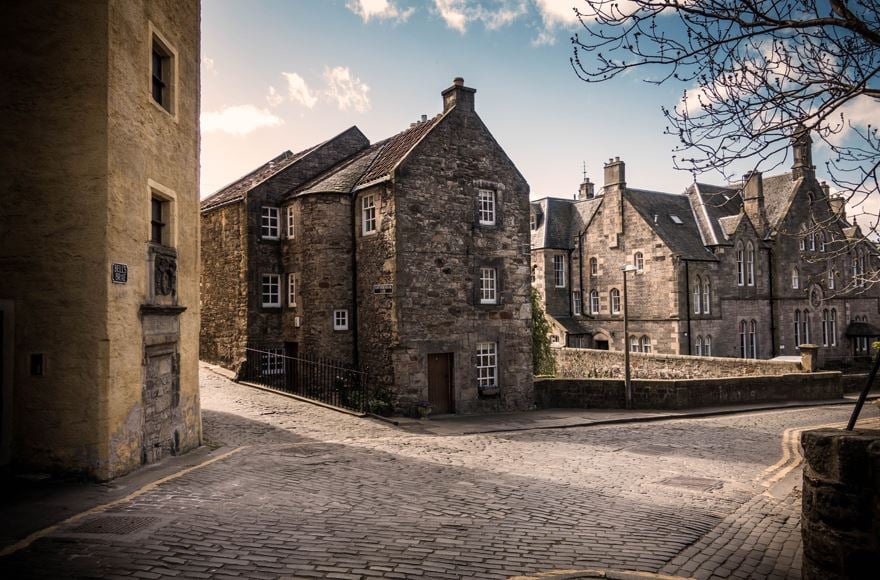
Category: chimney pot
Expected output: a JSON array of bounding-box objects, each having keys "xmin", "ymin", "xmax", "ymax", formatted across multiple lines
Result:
[
  {"xmin": 421, "ymin": 114, "xmax": 427, "ymax": 122},
  {"xmin": 453, "ymin": 77, "xmax": 464, "ymax": 86},
  {"xmin": 442, "ymin": 77, "xmax": 476, "ymax": 112}
]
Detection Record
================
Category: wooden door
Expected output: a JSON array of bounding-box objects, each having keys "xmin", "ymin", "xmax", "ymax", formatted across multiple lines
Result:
[{"xmin": 427, "ymin": 353, "xmax": 454, "ymax": 414}]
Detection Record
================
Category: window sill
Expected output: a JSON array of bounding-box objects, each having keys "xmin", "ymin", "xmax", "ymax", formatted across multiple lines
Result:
[
  {"xmin": 261, "ymin": 304, "xmax": 282, "ymax": 310},
  {"xmin": 261, "ymin": 236, "xmax": 280, "ymax": 242},
  {"xmin": 478, "ymin": 385, "xmax": 500, "ymax": 397}
]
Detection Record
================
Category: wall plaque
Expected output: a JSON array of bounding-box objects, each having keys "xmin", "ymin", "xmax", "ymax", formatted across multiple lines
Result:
[{"xmin": 112, "ymin": 263, "xmax": 128, "ymax": 284}]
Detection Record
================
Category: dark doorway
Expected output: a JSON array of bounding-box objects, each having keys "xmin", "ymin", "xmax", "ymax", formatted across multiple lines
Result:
[
  {"xmin": 594, "ymin": 340, "xmax": 609, "ymax": 350},
  {"xmin": 284, "ymin": 342, "xmax": 298, "ymax": 391},
  {"xmin": 427, "ymin": 353, "xmax": 454, "ymax": 414}
]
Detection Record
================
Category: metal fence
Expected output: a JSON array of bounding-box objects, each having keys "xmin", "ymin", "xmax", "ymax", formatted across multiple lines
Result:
[{"xmin": 239, "ymin": 347, "xmax": 369, "ymax": 413}]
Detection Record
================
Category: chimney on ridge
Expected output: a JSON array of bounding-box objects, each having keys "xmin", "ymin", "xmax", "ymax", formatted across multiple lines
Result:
[
  {"xmin": 442, "ymin": 77, "xmax": 476, "ymax": 113},
  {"xmin": 791, "ymin": 124, "xmax": 814, "ymax": 180},
  {"xmin": 743, "ymin": 171, "xmax": 767, "ymax": 235}
]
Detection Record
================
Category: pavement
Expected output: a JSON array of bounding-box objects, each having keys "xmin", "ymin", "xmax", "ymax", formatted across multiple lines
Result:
[{"xmin": 0, "ymin": 364, "xmax": 878, "ymax": 579}]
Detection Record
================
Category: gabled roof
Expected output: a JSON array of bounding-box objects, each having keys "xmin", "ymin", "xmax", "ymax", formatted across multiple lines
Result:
[
  {"xmin": 355, "ymin": 113, "xmax": 446, "ymax": 188},
  {"xmin": 531, "ymin": 196, "xmax": 602, "ymax": 249},
  {"xmin": 200, "ymin": 146, "xmax": 317, "ymax": 212},
  {"xmin": 762, "ymin": 173, "xmax": 802, "ymax": 231},
  {"xmin": 294, "ymin": 142, "xmax": 384, "ymax": 196},
  {"xmin": 687, "ymin": 183, "xmax": 742, "ymax": 245},
  {"xmin": 626, "ymin": 189, "xmax": 717, "ymax": 261},
  {"xmin": 717, "ymin": 214, "xmax": 743, "ymax": 238}
]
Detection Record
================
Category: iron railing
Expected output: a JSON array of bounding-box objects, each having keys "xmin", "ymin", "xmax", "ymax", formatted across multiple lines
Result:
[{"xmin": 240, "ymin": 347, "xmax": 369, "ymax": 413}]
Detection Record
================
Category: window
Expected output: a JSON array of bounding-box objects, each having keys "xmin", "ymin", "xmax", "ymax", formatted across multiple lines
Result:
[
  {"xmin": 828, "ymin": 268, "xmax": 836, "ymax": 290},
  {"xmin": 705, "ymin": 335, "xmax": 712, "ymax": 357},
  {"xmin": 749, "ymin": 320, "xmax": 757, "ymax": 358},
  {"xmin": 703, "ymin": 278, "xmax": 711, "ymax": 314},
  {"xmin": 151, "ymin": 34, "xmax": 174, "ymax": 113},
  {"xmin": 746, "ymin": 242, "xmax": 755, "ymax": 286},
  {"xmin": 261, "ymin": 274, "xmax": 280, "ymax": 307},
  {"xmin": 287, "ymin": 206, "xmax": 295, "ymax": 238},
  {"xmin": 792, "ymin": 267, "xmax": 800, "ymax": 289},
  {"xmin": 736, "ymin": 243, "xmax": 745, "ymax": 286},
  {"xmin": 794, "ymin": 310, "xmax": 803, "ymax": 347},
  {"xmin": 572, "ymin": 291, "xmax": 582, "ymax": 315},
  {"xmin": 362, "ymin": 195, "xmax": 377, "ymax": 235},
  {"xmin": 830, "ymin": 308, "xmax": 838, "ymax": 346},
  {"xmin": 634, "ymin": 252, "xmax": 644, "ymax": 272},
  {"xmin": 670, "ymin": 215, "xmax": 683, "ymax": 224},
  {"xmin": 476, "ymin": 342, "xmax": 497, "ymax": 388},
  {"xmin": 478, "ymin": 189, "xmax": 496, "ymax": 225},
  {"xmin": 804, "ymin": 309, "xmax": 812, "ymax": 343},
  {"xmin": 630, "ymin": 335, "xmax": 639, "ymax": 352},
  {"xmin": 531, "ymin": 265, "xmax": 537, "ymax": 284},
  {"xmin": 260, "ymin": 348, "xmax": 284, "ymax": 376},
  {"xmin": 695, "ymin": 335, "xmax": 703, "ymax": 356},
  {"xmin": 553, "ymin": 255, "xmax": 566, "ymax": 288},
  {"xmin": 333, "ymin": 309, "xmax": 349, "ymax": 330},
  {"xmin": 261, "ymin": 207, "xmax": 279, "ymax": 239},
  {"xmin": 530, "ymin": 212, "xmax": 536, "ymax": 231},
  {"xmin": 480, "ymin": 268, "xmax": 497, "ymax": 304},
  {"xmin": 739, "ymin": 320, "xmax": 748, "ymax": 358},
  {"xmin": 610, "ymin": 288, "xmax": 621, "ymax": 314},
  {"xmin": 799, "ymin": 232, "xmax": 806, "ymax": 251},
  {"xmin": 287, "ymin": 273, "xmax": 297, "ymax": 307},
  {"xmin": 858, "ymin": 251, "xmax": 866, "ymax": 287},
  {"xmin": 819, "ymin": 233, "xmax": 826, "ymax": 252},
  {"xmin": 822, "ymin": 309, "xmax": 830, "ymax": 347},
  {"xmin": 150, "ymin": 197, "xmax": 166, "ymax": 244},
  {"xmin": 589, "ymin": 257, "xmax": 598, "ymax": 276},
  {"xmin": 639, "ymin": 335, "xmax": 652, "ymax": 354},
  {"xmin": 693, "ymin": 280, "xmax": 701, "ymax": 314},
  {"xmin": 589, "ymin": 290, "xmax": 599, "ymax": 314},
  {"xmin": 808, "ymin": 231, "xmax": 816, "ymax": 251}
]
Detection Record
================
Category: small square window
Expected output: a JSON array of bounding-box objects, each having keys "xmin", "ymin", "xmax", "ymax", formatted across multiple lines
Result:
[
  {"xmin": 333, "ymin": 309, "xmax": 349, "ymax": 330},
  {"xmin": 261, "ymin": 207, "xmax": 279, "ymax": 239},
  {"xmin": 262, "ymin": 274, "xmax": 280, "ymax": 307},
  {"xmin": 362, "ymin": 195, "xmax": 377, "ymax": 235},
  {"xmin": 478, "ymin": 189, "xmax": 496, "ymax": 225}
]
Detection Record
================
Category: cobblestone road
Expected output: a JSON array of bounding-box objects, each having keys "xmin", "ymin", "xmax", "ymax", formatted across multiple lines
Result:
[{"xmin": 2, "ymin": 365, "xmax": 877, "ymax": 579}]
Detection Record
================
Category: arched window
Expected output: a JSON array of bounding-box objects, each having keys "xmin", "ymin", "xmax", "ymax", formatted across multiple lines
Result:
[
  {"xmin": 739, "ymin": 320, "xmax": 748, "ymax": 358},
  {"xmin": 792, "ymin": 267, "xmax": 799, "ymax": 289},
  {"xmin": 589, "ymin": 257, "xmax": 598, "ymax": 276},
  {"xmin": 705, "ymin": 335, "xmax": 712, "ymax": 356},
  {"xmin": 828, "ymin": 268, "xmax": 835, "ymax": 290},
  {"xmin": 830, "ymin": 308, "xmax": 838, "ymax": 347},
  {"xmin": 746, "ymin": 242, "xmax": 755, "ymax": 286},
  {"xmin": 640, "ymin": 335, "xmax": 652, "ymax": 354},
  {"xmin": 749, "ymin": 320, "xmax": 758, "ymax": 358},
  {"xmin": 634, "ymin": 252, "xmax": 644, "ymax": 272},
  {"xmin": 808, "ymin": 230, "xmax": 816, "ymax": 251},
  {"xmin": 819, "ymin": 232, "xmax": 826, "ymax": 252},
  {"xmin": 799, "ymin": 226, "xmax": 807, "ymax": 251},
  {"xmin": 794, "ymin": 309, "xmax": 802, "ymax": 347},
  {"xmin": 703, "ymin": 278, "xmax": 711, "ymax": 314},
  {"xmin": 804, "ymin": 309, "xmax": 812, "ymax": 343},
  {"xmin": 693, "ymin": 279, "xmax": 702, "ymax": 314},
  {"xmin": 630, "ymin": 335, "xmax": 639, "ymax": 352},
  {"xmin": 736, "ymin": 243, "xmax": 745, "ymax": 286},
  {"xmin": 695, "ymin": 335, "xmax": 703, "ymax": 356},
  {"xmin": 610, "ymin": 288, "xmax": 621, "ymax": 314},
  {"xmin": 589, "ymin": 289, "xmax": 599, "ymax": 314},
  {"xmin": 822, "ymin": 309, "xmax": 829, "ymax": 346}
]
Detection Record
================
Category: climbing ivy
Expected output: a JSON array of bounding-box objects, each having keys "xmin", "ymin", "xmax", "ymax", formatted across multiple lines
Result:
[{"xmin": 531, "ymin": 287, "xmax": 556, "ymax": 376}]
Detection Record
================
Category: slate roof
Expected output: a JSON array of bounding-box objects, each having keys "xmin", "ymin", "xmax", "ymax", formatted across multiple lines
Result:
[
  {"xmin": 355, "ymin": 113, "xmax": 445, "ymax": 187},
  {"xmin": 531, "ymin": 196, "xmax": 602, "ymax": 249},
  {"xmin": 762, "ymin": 173, "xmax": 801, "ymax": 230},
  {"xmin": 717, "ymin": 214, "xmax": 743, "ymax": 238},
  {"xmin": 551, "ymin": 316, "xmax": 595, "ymax": 336},
  {"xmin": 294, "ymin": 143, "xmax": 384, "ymax": 196},
  {"xmin": 626, "ymin": 189, "xmax": 717, "ymax": 260},
  {"xmin": 845, "ymin": 321, "xmax": 880, "ymax": 337},
  {"xmin": 200, "ymin": 147, "xmax": 317, "ymax": 212},
  {"xmin": 687, "ymin": 183, "xmax": 742, "ymax": 245}
]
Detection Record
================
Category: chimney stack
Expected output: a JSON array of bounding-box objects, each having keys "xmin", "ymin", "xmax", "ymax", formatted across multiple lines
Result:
[
  {"xmin": 602, "ymin": 157, "xmax": 626, "ymax": 247},
  {"xmin": 579, "ymin": 177, "xmax": 595, "ymax": 200},
  {"xmin": 743, "ymin": 171, "xmax": 767, "ymax": 235},
  {"xmin": 829, "ymin": 195, "xmax": 847, "ymax": 221},
  {"xmin": 442, "ymin": 76, "xmax": 476, "ymax": 113},
  {"xmin": 791, "ymin": 125, "xmax": 814, "ymax": 180},
  {"xmin": 603, "ymin": 157, "xmax": 625, "ymax": 189}
]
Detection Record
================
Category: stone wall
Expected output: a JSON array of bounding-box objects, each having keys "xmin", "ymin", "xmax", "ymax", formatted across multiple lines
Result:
[
  {"xmin": 535, "ymin": 372, "xmax": 842, "ymax": 410},
  {"xmin": 801, "ymin": 428, "xmax": 880, "ymax": 580},
  {"xmin": 554, "ymin": 347, "xmax": 802, "ymax": 380}
]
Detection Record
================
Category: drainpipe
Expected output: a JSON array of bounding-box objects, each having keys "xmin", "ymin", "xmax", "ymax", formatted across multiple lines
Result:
[
  {"xmin": 578, "ymin": 231, "xmax": 585, "ymax": 317},
  {"xmin": 767, "ymin": 247, "xmax": 776, "ymax": 356},
  {"xmin": 684, "ymin": 258, "xmax": 692, "ymax": 355},
  {"xmin": 350, "ymin": 191, "xmax": 360, "ymax": 367}
]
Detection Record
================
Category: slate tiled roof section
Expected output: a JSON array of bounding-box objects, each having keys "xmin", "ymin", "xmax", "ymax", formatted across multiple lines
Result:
[
  {"xmin": 294, "ymin": 142, "xmax": 385, "ymax": 196},
  {"xmin": 200, "ymin": 147, "xmax": 314, "ymax": 212},
  {"xmin": 551, "ymin": 315, "xmax": 595, "ymax": 336},
  {"xmin": 687, "ymin": 183, "xmax": 742, "ymax": 245},
  {"xmin": 762, "ymin": 173, "xmax": 800, "ymax": 231},
  {"xmin": 626, "ymin": 189, "xmax": 717, "ymax": 261},
  {"xmin": 718, "ymin": 214, "xmax": 744, "ymax": 239},
  {"xmin": 355, "ymin": 113, "xmax": 446, "ymax": 187},
  {"xmin": 531, "ymin": 196, "xmax": 603, "ymax": 250}
]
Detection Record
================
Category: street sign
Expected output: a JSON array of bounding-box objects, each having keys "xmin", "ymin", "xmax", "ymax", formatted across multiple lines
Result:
[{"xmin": 112, "ymin": 263, "xmax": 128, "ymax": 284}]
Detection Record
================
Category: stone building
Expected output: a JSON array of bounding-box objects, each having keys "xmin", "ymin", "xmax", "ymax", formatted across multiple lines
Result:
[
  {"xmin": 0, "ymin": 1, "xmax": 201, "ymax": 479},
  {"xmin": 532, "ymin": 131, "xmax": 880, "ymax": 365},
  {"xmin": 201, "ymin": 78, "xmax": 534, "ymax": 415}
]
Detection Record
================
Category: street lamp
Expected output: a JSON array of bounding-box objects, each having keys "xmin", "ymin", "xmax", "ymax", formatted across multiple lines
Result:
[{"xmin": 621, "ymin": 264, "xmax": 638, "ymax": 410}]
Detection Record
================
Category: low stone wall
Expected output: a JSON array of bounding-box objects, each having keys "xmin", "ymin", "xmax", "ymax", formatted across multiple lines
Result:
[
  {"xmin": 554, "ymin": 347, "xmax": 802, "ymax": 380},
  {"xmin": 801, "ymin": 428, "xmax": 880, "ymax": 580},
  {"xmin": 535, "ymin": 372, "xmax": 842, "ymax": 410}
]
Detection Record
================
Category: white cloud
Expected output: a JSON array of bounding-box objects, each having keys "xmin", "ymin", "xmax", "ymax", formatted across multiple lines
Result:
[
  {"xmin": 282, "ymin": 72, "xmax": 318, "ymax": 108},
  {"xmin": 266, "ymin": 85, "xmax": 283, "ymax": 107},
  {"xmin": 347, "ymin": 0, "xmax": 415, "ymax": 23},
  {"xmin": 201, "ymin": 105, "xmax": 284, "ymax": 136},
  {"xmin": 324, "ymin": 66, "xmax": 371, "ymax": 113},
  {"xmin": 201, "ymin": 56, "xmax": 217, "ymax": 76},
  {"xmin": 434, "ymin": 0, "xmax": 527, "ymax": 33}
]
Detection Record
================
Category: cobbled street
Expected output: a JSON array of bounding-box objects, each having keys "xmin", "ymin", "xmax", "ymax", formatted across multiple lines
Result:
[{"xmin": 3, "ymin": 366, "xmax": 878, "ymax": 580}]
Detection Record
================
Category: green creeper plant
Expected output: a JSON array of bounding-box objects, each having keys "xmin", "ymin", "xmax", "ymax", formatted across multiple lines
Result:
[{"xmin": 531, "ymin": 287, "xmax": 556, "ymax": 376}]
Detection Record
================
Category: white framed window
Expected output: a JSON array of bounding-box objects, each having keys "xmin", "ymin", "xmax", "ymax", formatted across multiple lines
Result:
[
  {"xmin": 572, "ymin": 291, "xmax": 582, "ymax": 315},
  {"xmin": 749, "ymin": 320, "xmax": 757, "ymax": 358},
  {"xmin": 799, "ymin": 226, "xmax": 807, "ymax": 251},
  {"xmin": 858, "ymin": 251, "xmax": 866, "ymax": 287},
  {"xmin": 476, "ymin": 342, "xmax": 497, "ymax": 388},
  {"xmin": 286, "ymin": 205, "xmax": 295, "ymax": 238},
  {"xmin": 478, "ymin": 189, "xmax": 496, "ymax": 225},
  {"xmin": 260, "ymin": 348, "xmax": 284, "ymax": 376},
  {"xmin": 589, "ymin": 257, "xmax": 598, "ymax": 276},
  {"xmin": 736, "ymin": 243, "xmax": 745, "ymax": 286},
  {"xmin": 695, "ymin": 335, "xmax": 703, "ymax": 356},
  {"xmin": 287, "ymin": 273, "xmax": 297, "ymax": 307},
  {"xmin": 746, "ymin": 242, "xmax": 755, "ymax": 286},
  {"xmin": 703, "ymin": 278, "xmax": 711, "ymax": 314},
  {"xmin": 804, "ymin": 309, "xmax": 812, "ymax": 343},
  {"xmin": 819, "ymin": 233, "xmax": 826, "ymax": 252},
  {"xmin": 630, "ymin": 335, "xmax": 639, "ymax": 352},
  {"xmin": 261, "ymin": 274, "xmax": 280, "ymax": 307},
  {"xmin": 362, "ymin": 195, "xmax": 377, "ymax": 235},
  {"xmin": 480, "ymin": 267, "xmax": 497, "ymax": 304},
  {"xmin": 639, "ymin": 335, "xmax": 652, "ymax": 354},
  {"xmin": 553, "ymin": 255, "xmax": 566, "ymax": 288},
  {"xmin": 693, "ymin": 280, "xmax": 701, "ymax": 314},
  {"xmin": 610, "ymin": 288, "xmax": 621, "ymax": 314},
  {"xmin": 530, "ymin": 212, "xmax": 536, "ymax": 231},
  {"xmin": 822, "ymin": 309, "xmax": 830, "ymax": 347},
  {"xmin": 740, "ymin": 320, "xmax": 748, "ymax": 358},
  {"xmin": 705, "ymin": 335, "xmax": 712, "ymax": 356},
  {"xmin": 792, "ymin": 267, "xmax": 800, "ymax": 289},
  {"xmin": 333, "ymin": 309, "xmax": 349, "ymax": 330},
  {"xmin": 830, "ymin": 308, "xmax": 838, "ymax": 346},
  {"xmin": 634, "ymin": 252, "xmax": 644, "ymax": 272},
  {"xmin": 261, "ymin": 206, "xmax": 279, "ymax": 239},
  {"xmin": 808, "ymin": 231, "xmax": 816, "ymax": 251},
  {"xmin": 828, "ymin": 268, "xmax": 836, "ymax": 290},
  {"xmin": 794, "ymin": 310, "xmax": 803, "ymax": 347},
  {"xmin": 589, "ymin": 290, "xmax": 599, "ymax": 314}
]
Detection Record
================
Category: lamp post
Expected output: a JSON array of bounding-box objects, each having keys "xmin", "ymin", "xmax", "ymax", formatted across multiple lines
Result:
[{"xmin": 621, "ymin": 264, "xmax": 638, "ymax": 410}]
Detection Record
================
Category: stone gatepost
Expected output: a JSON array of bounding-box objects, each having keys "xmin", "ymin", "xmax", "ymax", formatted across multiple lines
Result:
[
  {"xmin": 801, "ymin": 428, "xmax": 880, "ymax": 580},
  {"xmin": 800, "ymin": 344, "xmax": 819, "ymax": 372}
]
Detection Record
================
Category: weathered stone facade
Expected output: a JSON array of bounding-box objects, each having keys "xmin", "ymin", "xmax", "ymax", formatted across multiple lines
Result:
[
  {"xmin": 200, "ymin": 79, "xmax": 534, "ymax": 415},
  {"xmin": 532, "ymin": 134, "xmax": 880, "ymax": 366},
  {"xmin": 0, "ymin": 0, "xmax": 202, "ymax": 479}
]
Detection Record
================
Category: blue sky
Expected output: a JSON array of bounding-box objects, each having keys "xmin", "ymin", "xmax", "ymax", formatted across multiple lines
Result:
[{"xmin": 203, "ymin": 0, "xmax": 809, "ymax": 201}]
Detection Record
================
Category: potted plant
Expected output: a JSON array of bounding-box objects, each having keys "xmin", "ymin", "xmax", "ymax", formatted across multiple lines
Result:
[{"xmin": 415, "ymin": 400, "xmax": 432, "ymax": 419}]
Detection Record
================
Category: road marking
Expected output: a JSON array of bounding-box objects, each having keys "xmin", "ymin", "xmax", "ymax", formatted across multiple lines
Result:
[{"xmin": 0, "ymin": 446, "xmax": 247, "ymax": 558}]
